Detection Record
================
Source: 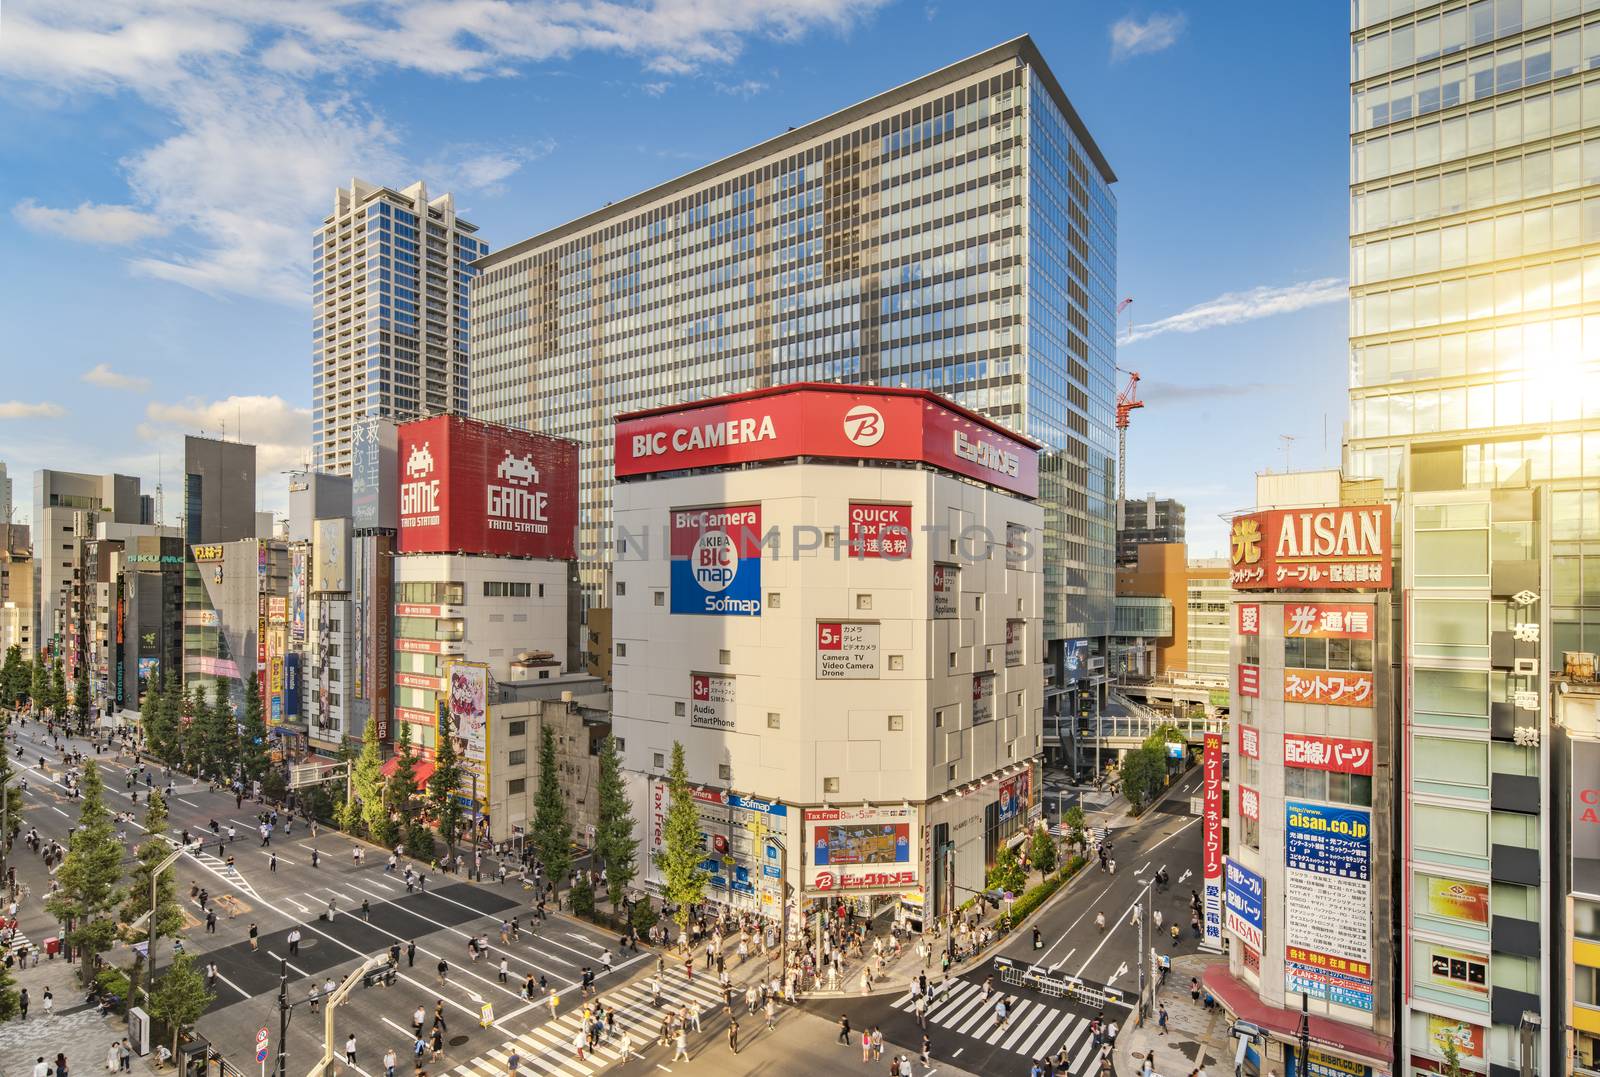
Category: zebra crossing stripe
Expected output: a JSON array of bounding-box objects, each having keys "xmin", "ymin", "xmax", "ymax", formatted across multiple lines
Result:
[
  {"xmin": 995, "ymin": 999, "xmax": 1045, "ymax": 1050},
  {"xmin": 1016, "ymin": 1007, "xmax": 1080, "ymax": 1062},
  {"xmin": 1069, "ymin": 1023, "xmax": 1102, "ymax": 1076},
  {"xmin": 928, "ymin": 981, "xmax": 984, "ymax": 1025}
]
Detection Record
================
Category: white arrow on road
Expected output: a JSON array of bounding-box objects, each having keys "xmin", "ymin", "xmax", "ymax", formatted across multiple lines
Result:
[
  {"xmin": 1107, "ymin": 961, "xmax": 1128, "ymax": 985},
  {"xmin": 1178, "ymin": 868, "xmax": 1193, "ymax": 884},
  {"xmin": 1046, "ymin": 949, "xmax": 1075, "ymax": 974}
]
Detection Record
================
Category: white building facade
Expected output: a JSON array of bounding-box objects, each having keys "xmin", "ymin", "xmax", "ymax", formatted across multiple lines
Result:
[{"xmin": 611, "ymin": 384, "xmax": 1045, "ymax": 930}]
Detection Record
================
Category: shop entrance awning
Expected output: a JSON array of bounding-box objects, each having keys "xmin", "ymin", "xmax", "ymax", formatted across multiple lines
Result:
[
  {"xmin": 1202, "ymin": 966, "xmax": 1392, "ymax": 1067},
  {"xmin": 380, "ymin": 757, "xmax": 435, "ymax": 789}
]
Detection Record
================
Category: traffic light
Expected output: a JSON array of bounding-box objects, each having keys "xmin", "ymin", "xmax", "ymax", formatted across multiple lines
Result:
[{"xmin": 362, "ymin": 962, "xmax": 397, "ymax": 988}]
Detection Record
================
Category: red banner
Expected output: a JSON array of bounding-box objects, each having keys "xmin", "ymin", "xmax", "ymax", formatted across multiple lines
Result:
[
  {"xmin": 1283, "ymin": 602, "xmax": 1374, "ymax": 639},
  {"xmin": 615, "ymin": 384, "xmax": 1039, "ymax": 498},
  {"xmin": 1238, "ymin": 664, "xmax": 1260, "ymax": 697},
  {"xmin": 1283, "ymin": 668, "xmax": 1375, "ymax": 707},
  {"xmin": 848, "ymin": 502, "xmax": 912, "ymax": 558},
  {"xmin": 1202, "ymin": 732, "xmax": 1224, "ymax": 948},
  {"xmin": 1229, "ymin": 504, "xmax": 1392, "ymax": 591},
  {"xmin": 1238, "ymin": 784, "xmax": 1260, "ymax": 821},
  {"xmin": 1283, "ymin": 733, "xmax": 1374, "ymax": 775},
  {"xmin": 1238, "ymin": 724, "xmax": 1260, "ymax": 759},
  {"xmin": 1237, "ymin": 603, "xmax": 1260, "ymax": 634}
]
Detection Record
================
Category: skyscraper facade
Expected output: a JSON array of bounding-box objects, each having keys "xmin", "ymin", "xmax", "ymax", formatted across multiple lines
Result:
[
  {"xmin": 312, "ymin": 179, "xmax": 487, "ymax": 475},
  {"xmin": 472, "ymin": 36, "xmax": 1118, "ymax": 739},
  {"xmin": 1347, "ymin": 3, "xmax": 1600, "ymax": 1071}
]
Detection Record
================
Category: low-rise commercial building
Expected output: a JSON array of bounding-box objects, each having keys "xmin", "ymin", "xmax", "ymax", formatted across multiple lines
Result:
[
  {"xmin": 611, "ymin": 383, "xmax": 1044, "ymax": 931},
  {"xmin": 487, "ymin": 678, "xmax": 610, "ymax": 848},
  {"xmin": 0, "ymin": 524, "xmax": 32, "ymax": 659}
]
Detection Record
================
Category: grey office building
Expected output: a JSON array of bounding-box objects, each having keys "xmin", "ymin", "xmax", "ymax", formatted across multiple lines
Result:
[
  {"xmin": 184, "ymin": 436, "xmax": 256, "ymax": 546},
  {"xmin": 473, "ymin": 36, "xmax": 1118, "ymax": 739}
]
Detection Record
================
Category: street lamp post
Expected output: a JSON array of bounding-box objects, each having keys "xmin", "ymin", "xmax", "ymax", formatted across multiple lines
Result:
[
  {"xmin": 1134, "ymin": 874, "xmax": 1155, "ymax": 1023},
  {"xmin": 128, "ymin": 842, "xmax": 197, "ymax": 1021}
]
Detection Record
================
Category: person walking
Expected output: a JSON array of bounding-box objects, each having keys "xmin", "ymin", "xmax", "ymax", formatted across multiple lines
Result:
[
  {"xmin": 382, "ymin": 1048, "xmax": 397, "ymax": 1077},
  {"xmin": 727, "ymin": 1017, "xmax": 739, "ymax": 1054},
  {"xmin": 672, "ymin": 1027, "xmax": 690, "ymax": 1062},
  {"xmin": 407, "ymin": 940, "xmax": 416, "ymax": 967},
  {"xmin": 41, "ymin": 988, "xmax": 52, "ymax": 1016},
  {"xmin": 765, "ymin": 995, "xmax": 777, "ymax": 1030},
  {"xmin": 412, "ymin": 1006, "xmax": 426, "ymax": 1039},
  {"xmin": 18, "ymin": 987, "xmax": 27, "ymax": 1019},
  {"xmin": 437, "ymin": 958, "xmax": 449, "ymax": 987},
  {"xmin": 921, "ymin": 1034, "xmax": 932, "ymax": 1068},
  {"xmin": 861, "ymin": 1028, "xmax": 872, "ymax": 1064},
  {"xmin": 838, "ymin": 1013, "xmax": 852, "ymax": 1045},
  {"xmin": 871, "ymin": 1026, "xmax": 884, "ymax": 1062},
  {"xmin": 548, "ymin": 988, "xmax": 560, "ymax": 1019},
  {"xmin": 344, "ymin": 1033, "xmax": 357, "ymax": 1065},
  {"xmin": 1158, "ymin": 1003, "xmax": 1169, "ymax": 1032},
  {"xmin": 498, "ymin": 957, "xmax": 509, "ymax": 983}
]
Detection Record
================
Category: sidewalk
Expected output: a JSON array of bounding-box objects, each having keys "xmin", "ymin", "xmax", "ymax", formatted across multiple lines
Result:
[{"xmin": 1115, "ymin": 952, "xmax": 1232, "ymax": 1077}]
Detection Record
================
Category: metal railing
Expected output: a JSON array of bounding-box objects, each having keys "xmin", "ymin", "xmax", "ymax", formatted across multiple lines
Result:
[{"xmin": 993, "ymin": 956, "xmax": 1124, "ymax": 1011}]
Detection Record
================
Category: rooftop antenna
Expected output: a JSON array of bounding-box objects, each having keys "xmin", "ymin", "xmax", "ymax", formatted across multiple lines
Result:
[
  {"xmin": 155, "ymin": 451, "xmax": 164, "ymax": 528},
  {"xmin": 1279, "ymin": 434, "xmax": 1297, "ymax": 473}
]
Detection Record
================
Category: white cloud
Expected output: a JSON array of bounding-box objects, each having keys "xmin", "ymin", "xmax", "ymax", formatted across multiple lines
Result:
[
  {"xmin": 138, "ymin": 394, "xmax": 312, "ymax": 477},
  {"xmin": 642, "ymin": 81, "xmax": 671, "ymax": 96},
  {"xmin": 1, "ymin": 0, "xmax": 889, "ymax": 303},
  {"xmin": 81, "ymin": 363, "xmax": 152, "ymax": 391},
  {"xmin": 424, "ymin": 141, "xmax": 557, "ymax": 196},
  {"xmin": 1124, "ymin": 277, "xmax": 1346, "ymax": 344},
  {"xmin": 0, "ymin": 401, "xmax": 66, "ymax": 420},
  {"xmin": 13, "ymin": 199, "xmax": 169, "ymax": 244},
  {"xmin": 1110, "ymin": 12, "xmax": 1188, "ymax": 60},
  {"xmin": 715, "ymin": 79, "xmax": 769, "ymax": 97}
]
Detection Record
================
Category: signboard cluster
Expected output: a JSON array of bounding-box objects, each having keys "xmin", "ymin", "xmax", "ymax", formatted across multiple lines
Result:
[
  {"xmin": 1229, "ymin": 505, "xmax": 1392, "ymax": 591},
  {"xmin": 803, "ymin": 804, "xmax": 916, "ymax": 893}
]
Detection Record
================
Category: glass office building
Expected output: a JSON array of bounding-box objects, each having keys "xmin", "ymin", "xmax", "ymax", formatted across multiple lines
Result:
[
  {"xmin": 473, "ymin": 36, "xmax": 1119, "ymax": 741},
  {"xmin": 1348, "ymin": 3, "xmax": 1600, "ymax": 1072},
  {"xmin": 312, "ymin": 180, "xmax": 487, "ymax": 475}
]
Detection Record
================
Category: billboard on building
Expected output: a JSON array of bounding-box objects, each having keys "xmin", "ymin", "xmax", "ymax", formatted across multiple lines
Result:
[
  {"xmin": 312, "ymin": 518, "xmax": 349, "ymax": 592},
  {"xmin": 848, "ymin": 503, "xmax": 911, "ymax": 559},
  {"xmin": 1005, "ymin": 620, "xmax": 1024, "ymax": 666},
  {"xmin": 646, "ymin": 782, "xmax": 787, "ymax": 912},
  {"xmin": 397, "ymin": 415, "xmax": 578, "ymax": 559},
  {"xmin": 670, "ymin": 505, "xmax": 763, "ymax": 616},
  {"xmin": 1574, "ymin": 739, "xmax": 1600, "ymax": 896},
  {"xmin": 1202, "ymin": 732, "xmax": 1224, "ymax": 949},
  {"xmin": 1223, "ymin": 858, "xmax": 1265, "ymax": 951},
  {"xmin": 352, "ymin": 417, "xmax": 398, "ymax": 531},
  {"xmin": 803, "ymin": 804, "xmax": 916, "ymax": 893},
  {"xmin": 289, "ymin": 549, "xmax": 307, "ymax": 646},
  {"xmin": 284, "ymin": 653, "xmax": 301, "ymax": 717},
  {"xmin": 1283, "ymin": 669, "xmax": 1374, "ymax": 707},
  {"xmin": 972, "ymin": 672, "xmax": 995, "ymax": 724},
  {"xmin": 932, "ymin": 563, "xmax": 958, "ymax": 618},
  {"xmin": 1284, "ymin": 801, "xmax": 1373, "ymax": 1010},
  {"xmin": 998, "ymin": 771, "xmax": 1031, "ymax": 823},
  {"xmin": 1238, "ymin": 784, "xmax": 1260, "ymax": 821},
  {"xmin": 1229, "ymin": 505, "xmax": 1392, "ymax": 590},
  {"xmin": 447, "ymin": 662, "xmax": 488, "ymax": 762},
  {"xmin": 690, "ymin": 673, "xmax": 735, "ymax": 730},
  {"xmin": 816, "ymin": 622, "xmax": 881, "ymax": 679},
  {"xmin": 615, "ymin": 385, "xmax": 1040, "ymax": 498},
  {"xmin": 1237, "ymin": 603, "xmax": 1259, "ymax": 634},
  {"xmin": 1419, "ymin": 873, "xmax": 1489, "ymax": 924},
  {"xmin": 1427, "ymin": 1016, "xmax": 1484, "ymax": 1060},
  {"xmin": 1426, "ymin": 944, "xmax": 1488, "ymax": 995},
  {"xmin": 1238, "ymin": 664, "xmax": 1260, "ymax": 697},
  {"xmin": 1283, "ymin": 733, "xmax": 1374, "ymax": 775},
  {"xmin": 369, "ymin": 533, "xmax": 393, "ymax": 741},
  {"xmin": 1238, "ymin": 724, "xmax": 1260, "ymax": 759},
  {"xmin": 1283, "ymin": 603, "xmax": 1374, "ymax": 639}
]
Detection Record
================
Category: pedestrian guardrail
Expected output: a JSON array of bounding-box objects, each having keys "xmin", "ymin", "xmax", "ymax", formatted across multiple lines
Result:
[{"xmin": 992, "ymin": 956, "xmax": 1125, "ymax": 1011}]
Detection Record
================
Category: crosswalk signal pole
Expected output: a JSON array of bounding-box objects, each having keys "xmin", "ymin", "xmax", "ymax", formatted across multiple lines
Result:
[{"xmin": 274, "ymin": 958, "xmax": 288, "ymax": 1077}]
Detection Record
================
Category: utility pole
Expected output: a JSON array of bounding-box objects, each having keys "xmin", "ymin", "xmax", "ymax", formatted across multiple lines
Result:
[
  {"xmin": 1297, "ymin": 992, "xmax": 1311, "ymax": 1075},
  {"xmin": 274, "ymin": 958, "xmax": 288, "ymax": 1077}
]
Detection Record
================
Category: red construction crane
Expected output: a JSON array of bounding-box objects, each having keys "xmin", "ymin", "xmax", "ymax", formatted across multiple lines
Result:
[{"xmin": 1115, "ymin": 370, "xmax": 1144, "ymax": 514}]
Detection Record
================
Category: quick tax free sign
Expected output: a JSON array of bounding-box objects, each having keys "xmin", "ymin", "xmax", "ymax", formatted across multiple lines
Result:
[{"xmin": 1229, "ymin": 505, "xmax": 1391, "ymax": 591}]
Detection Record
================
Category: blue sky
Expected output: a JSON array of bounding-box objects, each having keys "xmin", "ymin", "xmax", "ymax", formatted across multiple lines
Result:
[{"xmin": 0, "ymin": 1, "xmax": 1351, "ymax": 555}]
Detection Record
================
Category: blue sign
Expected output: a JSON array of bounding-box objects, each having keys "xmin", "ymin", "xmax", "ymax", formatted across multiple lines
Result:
[
  {"xmin": 1223, "ymin": 858, "xmax": 1265, "ymax": 949},
  {"xmin": 284, "ymin": 654, "xmax": 301, "ymax": 717},
  {"xmin": 726, "ymin": 794, "xmax": 787, "ymax": 816},
  {"xmin": 1167, "ymin": 742, "xmax": 1185, "ymax": 759},
  {"xmin": 670, "ymin": 506, "xmax": 763, "ymax": 616},
  {"xmin": 1285, "ymin": 802, "xmax": 1370, "ymax": 880}
]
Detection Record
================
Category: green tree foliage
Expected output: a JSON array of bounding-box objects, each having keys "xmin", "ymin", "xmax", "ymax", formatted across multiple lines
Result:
[
  {"xmin": 72, "ymin": 671, "xmax": 90, "ymax": 723},
  {"xmin": 238, "ymin": 673, "xmax": 270, "ymax": 785},
  {"xmin": 987, "ymin": 844, "xmax": 1027, "ymax": 894},
  {"xmin": 426, "ymin": 710, "xmax": 464, "ymax": 857},
  {"xmin": 533, "ymin": 723, "xmax": 572, "ymax": 888},
  {"xmin": 44, "ymin": 762, "xmax": 123, "ymax": 986},
  {"xmin": 121, "ymin": 789, "xmax": 183, "ymax": 1001},
  {"xmin": 1028, "ymin": 826, "xmax": 1058, "ymax": 876},
  {"xmin": 569, "ymin": 873, "xmax": 595, "ymax": 918},
  {"xmin": 594, "ymin": 734, "xmax": 638, "ymax": 909},
  {"xmin": 0, "ymin": 751, "xmax": 21, "ymax": 846},
  {"xmin": 1120, "ymin": 745, "xmax": 1168, "ymax": 812},
  {"xmin": 0, "ymin": 645, "xmax": 28, "ymax": 709},
  {"xmin": 1062, "ymin": 804, "xmax": 1087, "ymax": 855},
  {"xmin": 351, "ymin": 713, "xmax": 387, "ymax": 840},
  {"xmin": 656, "ymin": 741, "xmax": 708, "ymax": 937},
  {"xmin": 0, "ymin": 947, "xmax": 18, "ymax": 1019},
  {"xmin": 192, "ymin": 682, "xmax": 234, "ymax": 779},
  {"xmin": 49, "ymin": 659, "xmax": 66, "ymax": 716},
  {"xmin": 29, "ymin": 660, "xmax": 45, "ymax": 714},
  {"xmin": 148, "ymin": 952, "xmax": 215, "ymax": 1061},
  {"xmin": 143, "ymin": 672, "xmax": 176, "ymax": 764},
  {"xmin": 386, "ymin": 720, "xmax": 419, "ymax": 819}
]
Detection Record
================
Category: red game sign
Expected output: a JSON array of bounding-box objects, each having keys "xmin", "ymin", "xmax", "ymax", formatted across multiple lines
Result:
[
  {"xmin": 614, "ymin": 383, "xmax": 1040, "ymax": 499},
  {"xmin": 398, "ymin": 416, "xmax": 577, "ymax": 559}
]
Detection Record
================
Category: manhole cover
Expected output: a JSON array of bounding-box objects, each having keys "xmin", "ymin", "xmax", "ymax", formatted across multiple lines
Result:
[{"xmin": 449, "ymin": 1036, "xmax": 469, "ymax": 1047}]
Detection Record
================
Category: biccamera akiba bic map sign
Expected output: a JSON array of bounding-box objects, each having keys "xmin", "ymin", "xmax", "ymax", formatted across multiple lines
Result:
[{"xmin": 670, "ymin": 505, "xmax": 764, "ymax": 616}]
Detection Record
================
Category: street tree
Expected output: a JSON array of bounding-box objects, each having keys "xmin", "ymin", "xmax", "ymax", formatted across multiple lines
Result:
[
  {"xmin": 49, "ymin": 659, "xmax": 66, "ymax": 716},
  {"xmin": 148, "ymin": 952, "xmax": 215, "ymax": 1062},
  {"xmin": 29, "ymin": 660, "xmax": 45, "ymax": 715},
  {"xmin": 1119, "ymin": 745, "xmax": 1167, "ymax": 812},
  {"xmin": 72, "ymin": 671, "xmax": 90, "ymax": 728},
  {"xmin": 143, "ymin": 673, "xmax": 176, "ymax": 765},
  {"xmin": 238, "ymin": 673, "xmax": 271, "ymax": 786},
  {"xmin": 987, "ymin": 843, "xmax": 1027, "ymax": 895},
  {"xmin": 1028, "ymin": 825, "xmax": 1058, "ymax": 877},
  {"xmin": 387, "ymin": 720, "xmax": 428, "ymax": 853},
  {"xmin": 1062, "ymin": 804, "xmax": 1088, "ymax": 856},
  {"xmin": 120, "ymin": 789, "xmax": 183, "ymax": 995},
  {"xmin": 351, "ymin": 711, "xmax": 388, "ymax": 842},
  {"xmin": 0, "ymin": 750, "xmax": 23, "ymax": 848},
  {"xmin": 426, "ymin": 710, "xmax": 464, "ymax": 858},
  {"xmin": 44, "ymin": 762, "xmax": 123, "ymax": 985},
  {"xmin": 594, "ymin": 733, "xmax": 638, "ymax": 910},
  {"xmin": 0, "ymin": 946, "xmax": 18, "ymax": 1019},
  {"xmin": 532, "ymin": 723, "xmax": 572, "ymax": 890},
  {"xmin": 0, "ymin": 645, "xmax": 27, "ymax": 710},
  {"xmin": 656, "ymin": 741, "xmax": 708, "ymax": 939}
]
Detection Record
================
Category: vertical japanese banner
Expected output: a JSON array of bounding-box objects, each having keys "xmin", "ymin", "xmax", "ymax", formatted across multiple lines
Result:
[{"xmin": 1202, "ymin": 731, "xmax": 1224, "ymax": 951}]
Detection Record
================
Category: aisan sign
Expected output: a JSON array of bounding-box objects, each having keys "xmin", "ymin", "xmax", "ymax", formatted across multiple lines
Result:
[
  {"xmin": 1229, "ymin": 505, "xmax": 1391, "ymax": 591},
  {"xmin": 397, "ymin": 416, "xmax": 577, "ymax": 559},
  {"xmin": 614, "ymin": 384, "xmax": 1039, "ymax": 499}
]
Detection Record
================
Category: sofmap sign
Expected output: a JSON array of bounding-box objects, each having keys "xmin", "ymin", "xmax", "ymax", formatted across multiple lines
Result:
[
  {"xmin": 1223, "ymin": 858, "xmax": 1265, "ymax": 950},
  {"xmin": 397, "ymin": 415, "xmax": 577, "ymax": 559},
  {"xmin": 614, "ymin": 384, "xmax": 1039, "ymax": 498},
  {"xmin": 1229, "ymin": 505, "xmax": 1392, "ymax": 590},
  {"xmin": 670, "ymin": 505, "xmax": 762, "ymax": 616},
  {"xmin": 1202, "ymin": 733, "xmax": 1224, "ymax": 949}
]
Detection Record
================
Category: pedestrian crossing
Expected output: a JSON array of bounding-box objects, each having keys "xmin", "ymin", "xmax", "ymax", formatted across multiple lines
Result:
[
  {"xmin": 443, "ymin": 968, "xmax": 751, "ymax": 1077},
  {"xmin": 162, "ymin": 834, "xmax": 261, "ymax": 901},
  {"xmin": 888, "ymin": 979, "xmax": 1109, "ymax": 1074}
]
